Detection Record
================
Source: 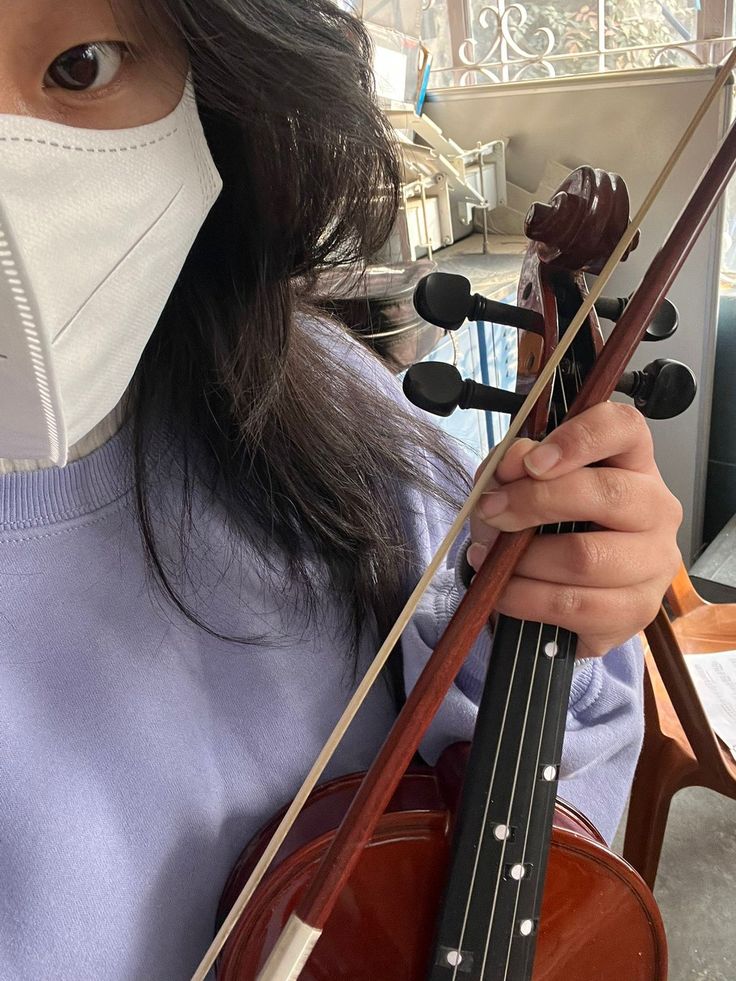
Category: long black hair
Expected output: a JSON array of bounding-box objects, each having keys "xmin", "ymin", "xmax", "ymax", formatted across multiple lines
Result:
[{"xmin": 122, "ymin": 0, "xmax": 468, "ymax": 648}]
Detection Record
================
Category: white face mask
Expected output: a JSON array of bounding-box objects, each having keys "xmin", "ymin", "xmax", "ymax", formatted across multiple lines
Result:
[{"xmin": 0, "ymin": 81, "xmax": 222, "ymax": 466}]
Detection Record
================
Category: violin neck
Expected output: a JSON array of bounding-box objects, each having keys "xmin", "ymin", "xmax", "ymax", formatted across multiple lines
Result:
[{"xmin": 427, "ymin": 612, "xmax": 577, "ymax": 981}]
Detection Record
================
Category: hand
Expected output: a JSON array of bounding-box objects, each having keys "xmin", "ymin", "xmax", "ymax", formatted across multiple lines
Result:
[{"xmin": 468, "ymin": 402, "xmax": 683, "ymax": 658}]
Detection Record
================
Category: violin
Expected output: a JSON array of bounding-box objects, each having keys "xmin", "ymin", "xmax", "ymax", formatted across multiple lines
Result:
[
  {"xmin": 192, "ymin": 50, "xmax": 736, "ymax": 981},
  {"xmin": 213, "ymin": 168, "xmax": 667, "ymax": 981}
]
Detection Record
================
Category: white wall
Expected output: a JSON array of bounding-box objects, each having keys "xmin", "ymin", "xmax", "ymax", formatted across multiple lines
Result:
[{"xmin": 426, "ymin": 67, "xmax": 732, "ymax": 563}]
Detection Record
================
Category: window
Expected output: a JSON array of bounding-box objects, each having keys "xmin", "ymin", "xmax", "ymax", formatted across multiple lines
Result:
[{"xmin": 421, "ymin": 0, "xmax": 734, "ymax": 86}]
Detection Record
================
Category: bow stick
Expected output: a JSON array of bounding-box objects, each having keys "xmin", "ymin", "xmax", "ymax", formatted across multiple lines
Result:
[{"xmin": 192, "ymin": 48, "xmax": 736, "ymax": 981}]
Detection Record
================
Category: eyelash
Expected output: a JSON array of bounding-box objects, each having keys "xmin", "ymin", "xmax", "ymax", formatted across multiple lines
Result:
[{"xmin": 43, "ymin": 41, "xmax": 136, "ymax": 97}]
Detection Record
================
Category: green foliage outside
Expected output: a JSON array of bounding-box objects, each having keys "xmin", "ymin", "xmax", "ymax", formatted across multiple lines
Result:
[{"xmin": 481, "ymin": 1, "xmax": 698, "ymax": 71}]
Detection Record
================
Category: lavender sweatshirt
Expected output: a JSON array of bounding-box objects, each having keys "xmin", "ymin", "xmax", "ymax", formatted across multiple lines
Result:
[{"xmin": 0, "ymin": 332, "xmax": 644, "ymax": 980}]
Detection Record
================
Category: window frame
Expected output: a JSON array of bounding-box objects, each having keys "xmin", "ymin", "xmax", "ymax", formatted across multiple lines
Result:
[{"xmin": 431, "ymin": 0, "xmax": 736, "ymax": 83}]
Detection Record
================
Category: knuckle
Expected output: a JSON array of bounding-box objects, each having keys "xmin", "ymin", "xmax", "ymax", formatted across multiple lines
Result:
[
  {"xmin": 635, "ymin": 586, "xmax": 662, "ymax": 629},
  {"xmin": 572, "ymin": 534, "xmax": 604, "ymax": 577},
  {"xmin": 558, "ymin": 416, "xmax": 600, "ymax": 457},
  {"xmin": 531, "ymin": 475, "xmax": 555, "ymax": 516},
  {"xmin": 642, "ymin": 474, "xmax": 682, "ymax": 531},
  {"xmin": 604, "ymin": 401, "xmax": 655, "ymax": 460},
  {"xmin": 608, "ymin": 400, "xmax": 652, "ymax": 444},
  {"xmin": 665, "ymin": 543, "xmax": 683, "ymax": 584},
  {"xmin": 612, "ymin": 399, "xmax": 649, "ymax": 435},
  {"xmin": 667, "ymin": 491, "xmax": 684, "ymax": 529},
  {"xmin": 550, "ymin": 586, "xmax": 584, "ymax": 618},
  {"xmin": 594, "ymin": 468, "xmax": 630, "ymax": 511}
]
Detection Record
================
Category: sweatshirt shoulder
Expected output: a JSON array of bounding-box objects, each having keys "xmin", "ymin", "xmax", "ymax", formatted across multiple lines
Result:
[{"xmin": 304, "ymin": 316, "xmax": 402, "ymax": 391}]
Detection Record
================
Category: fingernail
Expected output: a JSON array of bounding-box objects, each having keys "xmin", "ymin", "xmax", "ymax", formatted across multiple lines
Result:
[
  {"xmin": 467, "ymin": 543, "xmax": 488, "ymax": 571},
  {"xmin": 525, "ymin": 443, "xmax": 562, "ymax": 476},
  {"xmin": 481, "ymin": 490, "xmax": 508, "ymax": 518}
]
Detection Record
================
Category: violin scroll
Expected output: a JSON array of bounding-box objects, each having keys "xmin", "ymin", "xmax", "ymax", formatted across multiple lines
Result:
[{"xmin": 525, "ymin": 166, "xmax": 640, "ymax": 273}]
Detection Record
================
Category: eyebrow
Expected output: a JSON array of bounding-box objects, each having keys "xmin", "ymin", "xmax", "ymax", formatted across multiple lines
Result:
[{"xmin": 2, "ymin": 0, "xmax": 144, "ymax": 40}]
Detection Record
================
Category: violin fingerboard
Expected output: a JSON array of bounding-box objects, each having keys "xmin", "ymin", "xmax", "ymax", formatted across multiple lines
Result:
[{"xmin": 427, "ymin": 613, "xmax": 577, "ymax": 981}]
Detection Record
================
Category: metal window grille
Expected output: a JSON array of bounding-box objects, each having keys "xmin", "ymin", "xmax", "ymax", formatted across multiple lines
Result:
[{"xmin": 422, "ymin": 0, "xmax": 736, "ymax": 86}]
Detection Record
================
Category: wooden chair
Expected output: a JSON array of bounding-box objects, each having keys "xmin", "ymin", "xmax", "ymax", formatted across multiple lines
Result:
[{"xmin": 622, "ymin": 564, "xmax": 736, "ymax": 888}]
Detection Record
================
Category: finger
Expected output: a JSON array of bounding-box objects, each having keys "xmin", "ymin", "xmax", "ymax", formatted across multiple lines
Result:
[
  {"xmin": 495, "ymin": 576, "xmax": 660, "ymax": 645},
  {"xmin": 519, "ymin": 402, "xmax": 657, "ymax": 481},
  {"xmin": 471, "ymin": 439, "xmax": 537, "ymax": 548},
  {"xmin": 467, "ymin": 531, "xmax": 499, "ymax": 571},
  {"xmin": 494, "ymin": 438, "xmax": 538, "ymax": 485},
  {"xmin": 469, "ymin": 530, "xmax": 675, "ymax": 587},
  {"xmin": 475, "ymin": 438, "xmax": 537, "ymax": 488},
  {"xmin": 477, "ymin": 468, "xmax": 677, "ymax": 534},
  {"xmin": 467, "ymin": 439, "xmax": 537, "ymax": 548}
]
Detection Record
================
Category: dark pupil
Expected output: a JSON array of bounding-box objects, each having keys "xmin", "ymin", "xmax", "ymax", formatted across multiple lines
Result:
[{"xmin": 51, "ymin": 46, "xmax": 99, "ymax": 90}]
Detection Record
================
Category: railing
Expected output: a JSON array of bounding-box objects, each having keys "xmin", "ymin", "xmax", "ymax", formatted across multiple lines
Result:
[{"xmin": 422, "ymin": 0, "xmax": 736, "ymax": 86}]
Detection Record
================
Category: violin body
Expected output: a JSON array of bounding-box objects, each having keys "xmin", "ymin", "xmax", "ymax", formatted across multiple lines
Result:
[{"xmin": 216, "ymin": 744, "xmax": 667, "ymax": 980}]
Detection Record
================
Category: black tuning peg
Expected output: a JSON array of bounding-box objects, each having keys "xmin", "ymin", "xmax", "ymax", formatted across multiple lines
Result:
[
  {"xmin": 617, "ymin": 358, "xmax": 697, "ymax": 419},
  {"xmin": 414, "ymin": 272, "xmax": 545, "ymax": 334},
  {"xmin": 595, "ymin": 294, "xmax": 679, "ymax": 342},
  {"xmin": 403, "ymin": 362, "xmax": 524, "ymax": 418},
  {"xmin": 414, "ymin": 274, "xmax": 680, "ymax": 346},
  {"xmin": 404, "ymin": 357, "xmax": 697, "ymax": 423}
]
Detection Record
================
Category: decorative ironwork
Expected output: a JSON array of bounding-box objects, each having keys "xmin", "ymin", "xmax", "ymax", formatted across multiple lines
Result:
[
  {"xmin": 420, "ymin": 0, "xmax": 735, "ymax": 86},
  {"xmin": 456, "ymin": 3, "xmax": 556, "ymax": 80}
]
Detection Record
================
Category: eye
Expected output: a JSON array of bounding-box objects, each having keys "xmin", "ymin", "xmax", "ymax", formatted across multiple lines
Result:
[{"xmin": 44, "ymin": 42, "xmax": 128, "ymax": 93}]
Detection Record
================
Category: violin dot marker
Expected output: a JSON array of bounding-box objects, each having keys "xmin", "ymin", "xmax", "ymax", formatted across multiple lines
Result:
[
  {"xmin": 544, "ymin": 641, "xmax": 559, "ymax": 659},
  {"xmin": 446, "ymin": 951, "xmax": 463, "ymax": 968},
  {"xmin": 519, "ymin": 920, "xmax": 535, "ymax": 937},
  {"xmin": 493, "ymin": 823, "xmax": 512, "ymax": 841},
  {"xmin": 541, "ymin": 765, "xmax": 558, "ymax": 782},
  {"xmin": 508, "ymin": 864, "xmax": 526, "ymax": 881}
]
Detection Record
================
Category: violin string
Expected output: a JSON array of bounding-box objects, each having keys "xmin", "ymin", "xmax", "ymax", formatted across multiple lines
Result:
[
  {"xmin": 478, "ymin": 620, "xmax": 549, "ymax": 980},
  {"xmin": 442, "ymin": 335, "xmax": 567, "ymax": 981},
  {"xmin": 490, "ymin": 321, "xmax": 502, "ymax": 443},
  {"xmin": 453, "ymin": 359, "xmax": 571, "ymax": 979},
  {"xmin": 491, "ymin": 372, "xmax": 566, "ymax": 979},
  {"xmin": 497, "ymin": 359, "xmax": 578, "ymax": 980},
  {"xmin": 451, "ymin": 323, "xmax": 522, "ymax": 981},
  {"xmin": 453, "ymin": 346, "xmax": 579, "ymax": 979},
  {"xmin": 498, "ymin": 632, "xmax": 559, "ymax": 981},
  {"xmin": 447, "ymin": 621, "xmax": 531, "ymax": 981}
]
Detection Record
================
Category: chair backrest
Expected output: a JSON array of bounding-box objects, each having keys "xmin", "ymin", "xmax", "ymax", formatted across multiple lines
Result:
[
  {"xmin": 646, "ymin": 606, "xmax": 736, "ymax": 790},
  {"xmin": 665, "ymin": 560, "xmax": 706, "ymax": 619}
]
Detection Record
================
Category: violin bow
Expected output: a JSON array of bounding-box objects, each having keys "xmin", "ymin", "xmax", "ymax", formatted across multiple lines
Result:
[{"xmin": 191, "ymin": 48, "xmax": 736, "ymax": 981}]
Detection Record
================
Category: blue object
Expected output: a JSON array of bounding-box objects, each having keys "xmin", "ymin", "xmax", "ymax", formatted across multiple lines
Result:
[{"xmin": 415, "ymin": 50, "xmax": 432, "ymax": 115}]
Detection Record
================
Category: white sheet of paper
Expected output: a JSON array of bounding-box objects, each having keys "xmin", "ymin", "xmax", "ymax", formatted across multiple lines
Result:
[{"xmin": 685, "ymin": 650, "xmax": 736, "ymax": 761}]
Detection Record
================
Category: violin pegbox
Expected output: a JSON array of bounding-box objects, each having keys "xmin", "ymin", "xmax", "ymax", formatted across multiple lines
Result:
[
  {"xmin": 517, "ymin": 166, "xmax": 639, "ymax": 439},
  {"xmin": 405, "ymin": 167, "xmax": 692, "ymax": 428}
]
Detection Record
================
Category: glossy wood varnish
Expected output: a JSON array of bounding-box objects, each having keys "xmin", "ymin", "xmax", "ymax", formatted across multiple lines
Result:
[{"xmin": 217, "ymin": 745, "xmax": 667, "ymax": 980}]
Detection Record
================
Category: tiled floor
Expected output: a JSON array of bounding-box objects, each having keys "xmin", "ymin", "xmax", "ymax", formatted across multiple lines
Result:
[{"xmin": 614, "ymin": 788, "xmax": 735, "ymax": 980}]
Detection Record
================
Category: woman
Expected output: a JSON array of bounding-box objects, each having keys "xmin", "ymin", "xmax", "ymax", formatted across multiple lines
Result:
[{"xmin": 0, "ymin": 0, "xmax": 681, "ymax": 977}]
